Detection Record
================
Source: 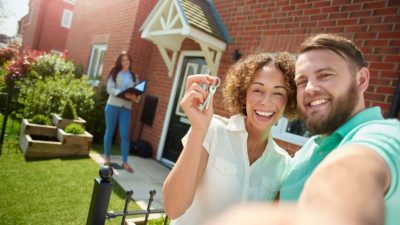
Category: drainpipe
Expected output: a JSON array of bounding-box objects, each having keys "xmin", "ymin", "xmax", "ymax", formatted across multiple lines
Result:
[{"xmin": 389, "ymin": 78, "xmax": 400, "ymax": 118}]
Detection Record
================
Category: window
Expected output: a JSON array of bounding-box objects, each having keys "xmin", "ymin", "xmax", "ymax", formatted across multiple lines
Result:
[
  {"xmin": 272, "ymin": 117, "xmax": 311, "ymax": 146},
  {"xmin": 61, "ymin": 9, "xmax": 73, "ymax": 28},
  {"xmin": 87, "ymin": 44, "xmax": 107, "ymax": 83}
]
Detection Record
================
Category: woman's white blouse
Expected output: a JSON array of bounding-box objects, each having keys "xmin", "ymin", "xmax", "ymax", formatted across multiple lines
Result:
[
  {"xmin": 172, "ymin": 114, "xmax": 292, "ymax": 225},
  {"xmin": 106, "ymin": 71, "xmax": 135, "ymax": 109}
]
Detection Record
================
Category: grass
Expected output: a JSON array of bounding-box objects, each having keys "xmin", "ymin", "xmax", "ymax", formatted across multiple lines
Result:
[
  {"xmin": 0, "ymin": 129, "xmax": 169, "ymax": 224},
  {"xmin": 0, "ymin": 149, "xmax": 170, "ymax": 225},
  {"xmin": 0, "ymin": 150, "xmax": 129, "ymax": 225},
  {"xmin": 0, "ymin": 113, "xmax": 20, "ymax": 147}
]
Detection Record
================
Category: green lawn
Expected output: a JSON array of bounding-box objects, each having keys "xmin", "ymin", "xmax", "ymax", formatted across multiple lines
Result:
[
  {"xmin": 0, "ymin": 113, "xmax": 169, "ymax": 225},
  {"xmin": 0, "ymin": 147, "xmax": 168, "ymax": 225},
  {"xmin": 0, "ymin": 113, "xmax": 20, "ymax": 146}
]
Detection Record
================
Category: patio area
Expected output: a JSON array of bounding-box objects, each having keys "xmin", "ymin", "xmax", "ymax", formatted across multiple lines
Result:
[{"xmin": 90, "ymin": 151, "xmax": 171, "ymax": 210}]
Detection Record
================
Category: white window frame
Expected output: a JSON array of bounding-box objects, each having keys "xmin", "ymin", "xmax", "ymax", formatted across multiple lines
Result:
[
  {"xmin": 87, "ymin": 44, "xmax": 107, "ymax": 82},
  {"xmin": 272, "ymin": 117, "xmax": 309, "ymax": 146},
  {"xmin": 61, "ymin": 9, "xmax": 73, "ymax": 28}
]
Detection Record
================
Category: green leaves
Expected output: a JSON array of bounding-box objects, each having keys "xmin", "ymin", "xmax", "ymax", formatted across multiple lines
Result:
[
  {"xmin": 64, "ymin": 123, "xmax": 85, "ymax": 135},
  {"xmin": 61, "ymin": 99, "xmax": 77, "ymax": 120},
  {"xmin": 17, "ymin": 74, "xmax": 95, "ymax": 120},
  {"xmin": 30, "ymin": 114, "xmax": 51, "ymax": 125}
]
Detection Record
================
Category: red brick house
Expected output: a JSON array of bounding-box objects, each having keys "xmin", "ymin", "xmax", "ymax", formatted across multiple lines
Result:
[
  {"xmin": 66, "ymin": 0, "xmax": 399, "ymax": 166},
  {"xmin": 19, "ymin": 0, "xmax": 75, "ymax": 53}
]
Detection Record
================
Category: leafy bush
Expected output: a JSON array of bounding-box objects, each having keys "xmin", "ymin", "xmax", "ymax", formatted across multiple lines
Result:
[
  {"xmin": 27, "ymin": 53, "xmax": 75, "ymax": 81},
  {"xmin": 64, "ymin": 123, "xmax": 85, "ymax": 135},
  {"xmin": 61, "ymin": 99, "xmax": 77, "ymax": 120},
  {"xmin": 85, "ymin": 86, "xmax": 108, "ymax": 143},
  {"xmin": 73, "ymin": 63, "xmax": 84, "ymax": 79},
  {"xmin": 5, "ymin": 49, "xmax": 43, "ymax": 82},
  {"xmin": 15, "ymin": 74, "xmax": 94, "ymax": 120},
  {"xmin": 30, "ymin": 114, "xmax": 51, "ymax": 125},
  {"xmin": 0, "ymin": 46, "xmax": 18, "ymax": 66}
]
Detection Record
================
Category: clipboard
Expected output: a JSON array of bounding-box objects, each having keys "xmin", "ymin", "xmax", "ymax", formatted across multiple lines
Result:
[{"xmin": 116, "ymin": 80, "xmax": 147, "ymax": 100}]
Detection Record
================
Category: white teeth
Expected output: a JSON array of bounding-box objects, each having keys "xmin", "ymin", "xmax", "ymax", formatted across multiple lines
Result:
[
  {"xmin": 310, "ymin": 99, "xmax": 328, "ymax": 106},
  {"xmin": 255, "ymin": 111, "xmax": 274, "ymax": 117}
]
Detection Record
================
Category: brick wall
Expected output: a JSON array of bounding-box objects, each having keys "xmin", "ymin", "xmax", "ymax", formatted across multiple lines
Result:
[
  {"xmin": 140, "ymin": 0, "xmax": 399, "ymax": 156},
  {"xmin": 213, "ymin": 0, "xmax": 399, "ymax": 117},
  {"xmin": 66, "ymin": 0, "xmax": 157, "ymax": 141},
  {"xmin": 20, "ymin": 0, "xmax": 44, "ymax": 49},
  {"xmin": 21, "ymin": 0, "xmax": 73, "ymax": 52},
  {"xmin": 38, "ymin": 0, "xmax": 74, "ymax": 52}
]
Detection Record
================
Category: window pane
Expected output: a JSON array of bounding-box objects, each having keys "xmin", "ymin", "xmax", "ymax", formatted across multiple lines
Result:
[
  {"xmin": 95, "ymin": 50, "xmax": 106, "ymax": 78},
  {"xmin": 285, "ymin": 119, "xmax": 311, "ymax": 138},
  {"xmin": 89, "ymin": 49, "xmax": 99, "ymax": 78}
]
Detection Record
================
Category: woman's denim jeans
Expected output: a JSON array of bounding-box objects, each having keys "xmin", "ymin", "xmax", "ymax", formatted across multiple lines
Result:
[{"xmin": 104, "ymin": 104, "xmax": 131, "ymax": 162}]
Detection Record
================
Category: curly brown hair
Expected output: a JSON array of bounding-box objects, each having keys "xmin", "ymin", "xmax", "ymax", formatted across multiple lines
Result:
[{"xmin": 222, "ymin": 52, "xmax": 297, "ymax": 120}]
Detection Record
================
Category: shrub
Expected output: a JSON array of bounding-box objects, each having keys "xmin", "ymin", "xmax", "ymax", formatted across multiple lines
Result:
[
  {"xmin": 0, "ymin": 46, "xmax": 18, "ymax": 66},
  {"xmin": 5, "ymin": 49, "xmax": 43, "ymax": 82},
  {"xmin": 85, "ymin": 86, "xmax": 108, "ymax": 143},
  {"xmin": 73, "ymin": 63, "xmax": 84, "ymax": 79},
  {"xmin": 15, "ymin": 74, "xmax": 94, "ymax": 120},
  {"xmin": 62, "ymin": 99, "xmax": 77, "ymax": 120},
  {"xmin": 26, "ymin": 53, "xmax": 75, "ymax": 81},
  {"xmin": 64, "ymin": 123, "xmax": 85, "ymax": 135},
  {"xmin": 30, "ymin": 114, "xmax": 51, "ymax": 125}
]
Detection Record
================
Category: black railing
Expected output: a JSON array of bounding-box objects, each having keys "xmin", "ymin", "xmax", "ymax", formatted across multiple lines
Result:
[{"xmin": 86, "ymin": 166, "xmax": 169, "ymax": 225}]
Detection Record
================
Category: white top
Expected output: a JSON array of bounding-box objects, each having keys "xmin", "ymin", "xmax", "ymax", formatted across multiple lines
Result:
[
  {"xmin": 106, "ymin": 70, "xmax": 136, "ymax": 109},
  {"xmin": 172, "ymin": 114, "xmax": 292, "ymax": 225}
]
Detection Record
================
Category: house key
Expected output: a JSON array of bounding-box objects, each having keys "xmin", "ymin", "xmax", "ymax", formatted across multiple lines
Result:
[{"xmin": 198, "ymin": 77, "xmax": 221, "ymax": 112}]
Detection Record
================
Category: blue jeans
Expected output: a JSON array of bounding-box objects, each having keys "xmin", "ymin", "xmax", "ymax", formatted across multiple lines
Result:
[{"xmin": 104, "ymin": 104, "xmax": 131, "ymax": 163}]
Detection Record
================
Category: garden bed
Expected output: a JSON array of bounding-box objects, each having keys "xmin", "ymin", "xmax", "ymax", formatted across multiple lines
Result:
[{"xmin": 19, "ymin": 118, "xmax": 93, "ymax": 158}]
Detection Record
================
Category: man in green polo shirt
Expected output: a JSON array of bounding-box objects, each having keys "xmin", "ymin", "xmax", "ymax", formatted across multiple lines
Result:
[{"xmin": 205, "ymin": 34, "xmax": 399, "ymax": 225}]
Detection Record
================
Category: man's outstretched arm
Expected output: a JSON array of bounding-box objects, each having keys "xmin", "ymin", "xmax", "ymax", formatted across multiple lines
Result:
[{"xmin": 297, "ymin": 143, "xmax": 391, "ymax": 225}]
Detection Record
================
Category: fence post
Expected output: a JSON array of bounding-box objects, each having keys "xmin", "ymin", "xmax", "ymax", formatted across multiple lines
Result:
[
  {"xmin": 0, "ymin": 80, "xmax": 15, "ymax": 152},
  {"xmin": 86, "ymin": 166, "xmax": 114, "ymax": 225}
]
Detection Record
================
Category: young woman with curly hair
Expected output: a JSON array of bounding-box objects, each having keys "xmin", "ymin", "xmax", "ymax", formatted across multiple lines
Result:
[{"xmin": 163, "ymin": 52, "xmax": 297, "ymax": 225}]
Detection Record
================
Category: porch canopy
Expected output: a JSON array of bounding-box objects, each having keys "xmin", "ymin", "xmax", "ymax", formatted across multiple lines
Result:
[{"xmin": 140, "ymin": 0, "xmax": 231, "ymax": 76}]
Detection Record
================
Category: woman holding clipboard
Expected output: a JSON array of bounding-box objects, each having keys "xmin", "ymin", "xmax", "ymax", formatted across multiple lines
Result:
[{"xmin": 104, "ymin": 51, "xmax": 139, "ymax": 173}]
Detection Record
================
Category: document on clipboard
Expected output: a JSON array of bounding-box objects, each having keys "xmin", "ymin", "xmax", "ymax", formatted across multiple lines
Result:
[{"xmin": 116, "ymin": 80, "xmax": 147, "ymax": 100}]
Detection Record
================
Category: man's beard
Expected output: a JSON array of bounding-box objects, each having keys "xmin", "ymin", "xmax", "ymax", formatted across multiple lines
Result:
[{"xmin": 299, "ymin": 82, "xmax": 359, "ymax": 135}]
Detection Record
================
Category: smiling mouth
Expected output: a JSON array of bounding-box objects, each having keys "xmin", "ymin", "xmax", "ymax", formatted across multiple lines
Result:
[
  {"xmin": 308, "ymin": 99, "xmax": 330, "ymax": 107},
  {"xmin": 255, "ymin": 110, "xmax": 275, "ymax": 118}
]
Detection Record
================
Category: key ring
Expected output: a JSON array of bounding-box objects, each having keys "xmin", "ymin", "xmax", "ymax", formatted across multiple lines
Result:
[
  {"xmin": 213, "ymin": 77, "xmax": 221, "ymax": 88},
  {"xmin": 198, "ymin": 76, "xmax": 221, "ymax": 112}
]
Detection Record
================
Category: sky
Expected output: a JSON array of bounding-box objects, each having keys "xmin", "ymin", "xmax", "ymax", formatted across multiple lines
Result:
[{"xmin": 0, "ymin": 0, "xmax": 29, "ymax": 36}]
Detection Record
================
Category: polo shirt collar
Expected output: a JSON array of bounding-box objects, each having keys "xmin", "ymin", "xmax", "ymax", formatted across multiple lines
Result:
[{"xmin": 335, "ymin": 107, "xmax": 383, "ymax": 138}]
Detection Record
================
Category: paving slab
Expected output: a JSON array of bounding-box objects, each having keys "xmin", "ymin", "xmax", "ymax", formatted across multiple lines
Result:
[{"xmin": 90, "ymin": 152, "xmax": 171, "ymax": 210}]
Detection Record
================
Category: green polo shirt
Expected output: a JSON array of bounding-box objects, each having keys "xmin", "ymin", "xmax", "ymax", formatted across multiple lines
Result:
[{"xmin": 280, "ymin": 107, "xmax": 400, "ymax": 225}]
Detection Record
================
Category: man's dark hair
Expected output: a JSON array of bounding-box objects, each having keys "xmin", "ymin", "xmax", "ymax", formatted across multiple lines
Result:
[{"xmin": 299, "ymin": 34, "xmax": 367, "ymax": 71}]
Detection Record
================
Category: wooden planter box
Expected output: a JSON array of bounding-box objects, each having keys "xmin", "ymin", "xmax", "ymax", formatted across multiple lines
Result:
[
  {"xmin": 19, "ymin": 119, "xmax": 57, "ymax": 137},
  {"xmin": 18, "ymin": 118, "xmax": 93, "ymax": 158},
  {"xmin": 52, "ymin": 114, "xmax": 86, "ymax": 129},
  {"xmin": 19, "ymin": 134, "xmax": 64, "ymax": 158},
  {"xmin": 57, "ymin": 129, "xmax": 93, "ymax": 153}
]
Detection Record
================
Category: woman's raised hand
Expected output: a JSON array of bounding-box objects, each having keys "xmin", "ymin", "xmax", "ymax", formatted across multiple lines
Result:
[{"xmin": 180, "ymin": 74, "xmax": 218, "ymax": 131}]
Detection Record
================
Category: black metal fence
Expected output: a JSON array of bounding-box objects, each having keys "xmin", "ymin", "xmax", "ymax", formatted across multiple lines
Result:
[
  {"xmin": 0, "ymin": 83, "xmax": 22, "ymax": 154},
  {"xmin": 86, "ymin": 166, "xmax": 169, "ymax": 225}
]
